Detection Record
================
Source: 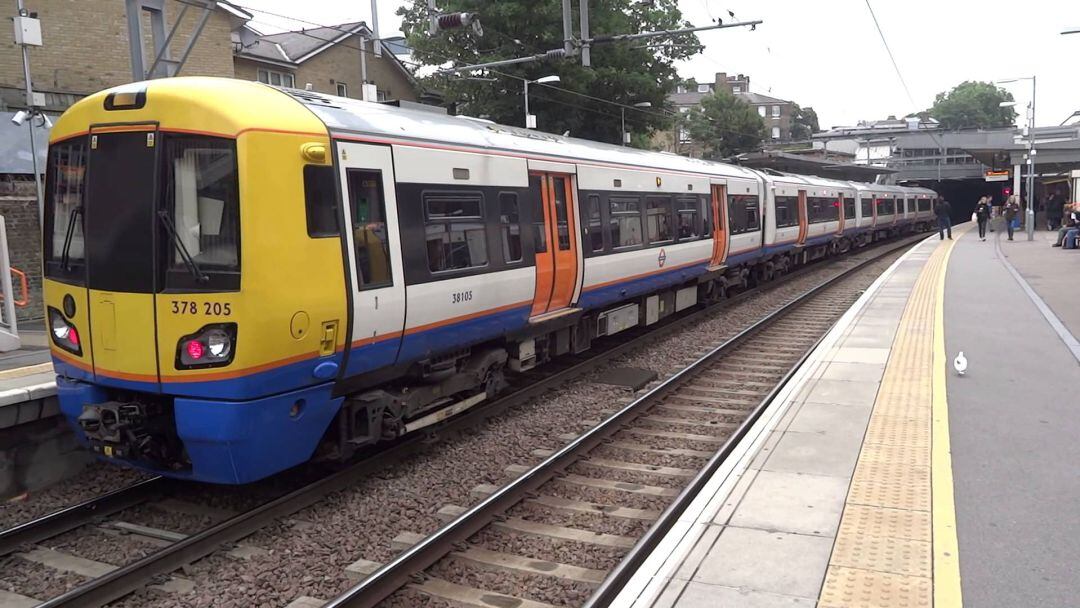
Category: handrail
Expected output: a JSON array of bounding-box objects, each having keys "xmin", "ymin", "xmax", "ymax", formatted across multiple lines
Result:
[{"xmin": 10, "ymin": 268, "xmax": 27, "ymax": 307}]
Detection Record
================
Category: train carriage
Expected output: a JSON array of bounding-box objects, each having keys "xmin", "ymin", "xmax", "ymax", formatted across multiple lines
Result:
[{"xmin": 42, "ymin": 78, "xmax": 932, "ymax": 484}]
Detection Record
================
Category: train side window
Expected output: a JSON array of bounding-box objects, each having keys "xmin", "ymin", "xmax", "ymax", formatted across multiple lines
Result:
[
  {"xmin": 745, "ymin": 201, "xmax": 760, "ymax": 231},
  {"xmin": 346, "ymin": 169, "xmax": 393, "ymax": 288},
  {"xmin": 726, "ymin": 195, "xmax": 759, "ymax": 234},
  {"xmin": 530, "ymin": 175, "xmax": 547, "ymax": 254},
  {"xmin": 646, "ymin": 196, "xmax": 674, "ymax": 244},
  {"xmin": 675, "ymin": 197, "xmax": 699, "ymax": 240},
  {"xmin": 552, "ymin": 176, "xmax": 571, "ymax": 250},
  {"xmin": 499, "ymin": 192, "xmax": 522, "ymax": 264},
  {"xmin": 610, "ymin": 197, "xmax": 642, "ymax": 249},
  {"xmin": 861, "ymin": 198, "xmax": 873, "ymax": 217},
  {"xmin": 303, "ymin": 165, "xmax": 339, "ymax": 237},
  {"xmin": 424, "ymin": 192, "xmax": 489, "ymax": 272},
  {"xmin": 844, "ymin": 197, "xmax": 856, "ymax": 220},
  {"xmin": 775, "ymin": 196, "xmax": 800, "ymax": 228},
  {"xmin": 496, "ymin": 192, "xmax": 522, "ymax": 264},
  {"xmin": 586, "ymin": 194, "xmax": 604, "ymax": 252}
]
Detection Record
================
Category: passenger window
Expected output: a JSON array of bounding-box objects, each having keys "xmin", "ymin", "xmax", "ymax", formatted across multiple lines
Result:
[
  {"xmin": 726, "ymin": 195, "xmax": 759, "ymax": 234},
  {"xmin": 552, "ymin": 176, "xmax": 571, "ymax": 250},
  {"xmin": 646, "ymin": 197, "xmax": 674, "ymax": 244},
  {"xmin": 499, "ymin": 192, "xmax": 522, "ymax": 264},
  {"xmin": 423, "ymin": 192, "xmax": 488, "ymax": 272},
  {"xmin": 530, "ymin": 175, "xmax": 547, "ymax": 254},
  {"xmin": 610, "ymin": 197, "xmax": 642, "ymax": 248},
  {"xmin": 844, "ymin": 197, "xmax": 856, "ymax": 220},
  {"xmin": 775, "ymin": 196, "xmax": 800, "ymax": 228},
  {"xmin": 861, "ymin": 198, "xmax": 873, "ymax": 217},
  {"xmin": 303, "ymin": 165, "xmax": 339, "ymax": 237},
  {"xmin": 347, "ymin": 169, "xmax": 393, "ymax": 288},
  {"xmin": 586, "ymin": 194, "xmax": 604, "ymax": 252},
  {"xmin": 675, "ymin": 197, "xmax": 699, "ymax": 240}
]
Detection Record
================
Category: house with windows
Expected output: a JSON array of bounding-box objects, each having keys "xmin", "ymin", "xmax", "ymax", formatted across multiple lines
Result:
[
  {"xmin": 658, "ymin": 72, "xmax": 799, "ymax": 155},
  {"xmin": 233, "ymin": 22, "xmax": 418, "ymax": 103}
]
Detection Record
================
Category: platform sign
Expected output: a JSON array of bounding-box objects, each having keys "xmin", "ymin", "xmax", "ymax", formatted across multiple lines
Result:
[{"xmin": 985, "ymin": 170, "xmax": 1010, "ymax": 182}]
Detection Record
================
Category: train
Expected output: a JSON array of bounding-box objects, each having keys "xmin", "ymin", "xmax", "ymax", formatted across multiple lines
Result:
[{"xmin": 42, "ymin": 77, "xmax": 937, "ymax": 484}]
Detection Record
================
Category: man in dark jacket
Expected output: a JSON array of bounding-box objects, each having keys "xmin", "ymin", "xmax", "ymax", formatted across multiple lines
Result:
[
  {"xmin": 1046, "ymin": 192, "xmax": 1063, "ymax": 230},
  {"xmin": 975, "ymin": 197, "xmax": 991, "ymax": 240},
  {"xmin": 934, "ymin": 198, "xmax": 952, "ymax": 240},
  {"xmin": 1004, "ymin": 196, "xmax": 1020, "ymax": 240}
]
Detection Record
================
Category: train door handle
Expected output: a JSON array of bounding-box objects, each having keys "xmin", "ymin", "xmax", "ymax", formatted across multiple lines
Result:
[{"xmin": 319, "ymin": 321, "xmax": 338, "ymax": 356}]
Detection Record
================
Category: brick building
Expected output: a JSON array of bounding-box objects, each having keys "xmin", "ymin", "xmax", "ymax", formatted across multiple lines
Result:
[
  {"xmin": 659, "ymin": 72, "xmax": 799, "ymax": 155},
  {"xmin": 234, "ymin": 22, "xmax": 417, "ymax": 103},
  {"xmin": 1, "ymin": 2, "xmax": 419, "ymax": 321}
]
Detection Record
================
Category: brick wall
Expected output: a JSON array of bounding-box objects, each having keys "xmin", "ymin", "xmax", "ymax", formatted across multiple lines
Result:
[
  {"xmin": 0, "ymin": 181, "xmax": 43, "ymax": 322},
  {"xmin": 292, "ymin": 36, "xmax": 417, "ymax": 102},
  {"xmin": 0, "ymin": 0, "xmax": 236, "ymax": 102}
]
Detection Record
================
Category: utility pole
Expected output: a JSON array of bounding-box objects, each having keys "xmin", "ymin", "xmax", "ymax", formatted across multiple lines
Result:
[
  {"xmin": 370, "ymin": 0, "xmax": 381, "ymax": 57},
  {"xmin": 14, "ymin": 0, "xmax": 44, "ymax": 222}
]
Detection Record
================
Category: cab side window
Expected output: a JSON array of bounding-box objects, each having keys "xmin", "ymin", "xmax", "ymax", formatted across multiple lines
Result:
[
  {"xmin": 346, "ymin": 169, "xmax": 393, "ymax": 288},
  {"xmin": 304, "ymin": 165, "xmax": 339, "ymax": 237}
]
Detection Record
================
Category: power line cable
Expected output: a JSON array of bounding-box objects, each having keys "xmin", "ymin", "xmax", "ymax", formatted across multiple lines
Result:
[{"xmin": 863, "ymin": 0, "xmax": 914, "ymax": 107}]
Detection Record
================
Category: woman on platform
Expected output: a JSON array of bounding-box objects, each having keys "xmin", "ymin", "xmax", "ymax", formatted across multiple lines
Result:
[{"xmin": 975, "ymin": 196, "xmax": 991, "ymax": 241}]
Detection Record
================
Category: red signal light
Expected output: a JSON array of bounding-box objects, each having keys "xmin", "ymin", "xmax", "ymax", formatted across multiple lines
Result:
[
  {"xmin": 68, "ymin": 327, "xmax": 79, "ymax": 346},
  {"xmin": 186, "ymin": 340, "xmax": 204, "ymax": 360},
  {"xmin": 1003, "ymin": 187, "xmax": 1012, "ymax": 196}
]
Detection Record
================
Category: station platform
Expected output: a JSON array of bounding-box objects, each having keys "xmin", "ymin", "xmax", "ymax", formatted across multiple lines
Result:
[{"xmin": 612, "ymin": 223, "xmax": 1080, "ymax": 608}]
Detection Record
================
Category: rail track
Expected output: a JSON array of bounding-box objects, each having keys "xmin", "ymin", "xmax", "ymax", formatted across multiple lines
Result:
[
  {"xmin": 322, "ymin": 236, "xmax": 919, "ymax": 608},
  {"xmin": 0, "ymin": 235, "xmax": 921, "ymax": 607}
]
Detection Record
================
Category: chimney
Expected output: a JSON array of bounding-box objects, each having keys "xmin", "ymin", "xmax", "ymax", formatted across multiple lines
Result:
[{"xmin": 715, "ymin": 72, "xmax": 727, "ymax": 88}]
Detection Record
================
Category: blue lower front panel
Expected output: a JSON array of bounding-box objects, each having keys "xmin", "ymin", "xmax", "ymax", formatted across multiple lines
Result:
[{"xmin": 57, "ymin": 377, "xmax": 343, "ymax": 484}]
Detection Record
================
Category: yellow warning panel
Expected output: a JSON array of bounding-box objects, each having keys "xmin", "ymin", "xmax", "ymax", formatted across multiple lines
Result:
[
  {"xmin": 830, "ymin": 532, "xmax": 932, "ymax": 578},
  {"xmin": 837, "ymin": 504, "xmax": 931, "ymax": 543},
  {"xmin": 819, "ymin": 566, "xmax": 931, "ymax": 608}
]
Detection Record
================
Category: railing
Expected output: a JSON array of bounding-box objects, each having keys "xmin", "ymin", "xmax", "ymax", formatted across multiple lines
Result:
[{"xmin": 0, "ymin": 217, "xmax": 21, "ymax": 351}]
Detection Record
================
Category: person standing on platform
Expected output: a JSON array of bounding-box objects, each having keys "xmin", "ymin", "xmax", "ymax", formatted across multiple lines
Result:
[
  {"xmin": 934, "ymin": 197, "xmax": 952, "ymax": 240},
  {"xmin": 976, "ymin": 196, "xmax": 991, "ymax": 240},
  {"xmin": 1004, "ymin": 195, "xmax": 1020, "ymax": 240},
  {"xmin": 1046, "ymin": 191, "xmax": 1063, "ymax": 230}
]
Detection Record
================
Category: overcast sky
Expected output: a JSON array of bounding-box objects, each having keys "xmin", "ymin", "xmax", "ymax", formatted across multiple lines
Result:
[{"xmin": 242, "ymin": 0, "xmax": 1080, "ymax": 130}]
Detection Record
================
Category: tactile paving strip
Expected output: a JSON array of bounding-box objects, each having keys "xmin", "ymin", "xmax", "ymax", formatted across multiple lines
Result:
[
  {"xmin": 837, "ymin": 504, "xmax": 932, "ymax": 542},
  {"xmin": 820, "ymin": 240, "xmax": 951, "ymax": 608},
  {"xmin": 819, "ymin": 566, "xmax": 933, "ymax": 608}
]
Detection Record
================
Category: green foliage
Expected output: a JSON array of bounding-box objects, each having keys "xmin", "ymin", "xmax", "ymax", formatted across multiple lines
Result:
[
  {"xmin": 397, "ymin": 0, "xmax": 702, "ymax": 145},
  {"xmin": 684, "ymin": 90, "xmax": 766, "ymax": 158},
  {"xmin": 927, "ymin": 81, "xmax": 1018, "ymax": 129},
  {"xmin": 789, "ymin": 104, "xmax": 819, "ymax": 140}
]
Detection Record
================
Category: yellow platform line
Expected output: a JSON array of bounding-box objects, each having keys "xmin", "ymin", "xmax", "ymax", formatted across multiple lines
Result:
[
  {"xmin": 932, "ymin": 233, "xmax": 963, "ymax": 607},
  {"xmin": 819, "ymin": 229, "xmax": 967, "ymax": 608}
]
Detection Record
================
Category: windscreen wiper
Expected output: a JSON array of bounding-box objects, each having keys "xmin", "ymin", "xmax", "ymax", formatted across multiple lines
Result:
[
  {"xmin": 157, "ymin": 209, "xmax": 209, "ymax": 283},
  {"xmin": 60, "ymin": 205, "xmax": 82, "ymax": 272}
]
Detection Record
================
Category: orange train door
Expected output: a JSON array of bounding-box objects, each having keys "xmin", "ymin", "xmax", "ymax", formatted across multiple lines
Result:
[
  {"xmin": 530, "ymin": 172, "xmax": 580, "ymax": 317},
  {"xmin": 836, "ymin": 195, "xmax": 845, "ymax": 235},
  {"xmin": 709, "ymin": 184, "xmax": 728, "ymax": 267},
  {"xmin": 796, "ymin": 189, "xmax": 809, "ymax": 245}
]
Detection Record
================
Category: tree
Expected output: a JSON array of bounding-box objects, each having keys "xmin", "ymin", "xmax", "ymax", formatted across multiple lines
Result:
[
  {"xmin": 684, "ymin": 90, "xmax": 766, "ymax": 158},
  {"xmin": 397, "ymin": 1, "xmax": 702, "ymax": 145},
  {"xmin": 927, "ymin": 81, "xmax": 1017, "ymax": 130},
  {"xmin": 789, "ymin": 104, "xmax": 819, "ymax": 140}
]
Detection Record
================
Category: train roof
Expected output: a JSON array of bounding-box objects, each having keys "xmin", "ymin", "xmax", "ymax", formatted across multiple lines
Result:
[{"xmin": 281, "ymin": 87, "xmax": 765, "ymax": 182}]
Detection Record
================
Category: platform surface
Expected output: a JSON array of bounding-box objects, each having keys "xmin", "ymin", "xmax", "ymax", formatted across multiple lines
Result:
[{"xmin": 612, "ymin": 225, "xmax": 1080, "ymax": 608}]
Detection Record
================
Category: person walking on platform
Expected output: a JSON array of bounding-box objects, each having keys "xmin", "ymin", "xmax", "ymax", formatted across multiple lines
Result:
[
  {"xmin": 934, "ymin": 197, "xmax": 952, "ymax": 240},
  {"xmin": 976, "ymin": 196, "xmax": 991, "ymax": 240},
  {"xmin": 1004, "ymin": 195, "xmax": 1020, "ymax": 240}
]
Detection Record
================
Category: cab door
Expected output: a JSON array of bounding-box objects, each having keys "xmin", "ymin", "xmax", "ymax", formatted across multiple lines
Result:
[
  {"xmin": 337, "ymin": 142, "xmax": 406, "ymax": 375},
  {"xmin": 709, "ymin": 183, "xmax": 728, "ymax": 267},
  {"xmin": 529, "ymin": 171, "xmax": 580, "ymax": 317},
  {"xmin": 85, "ymin": 125, "xmax": 161, "ymax": 390}
]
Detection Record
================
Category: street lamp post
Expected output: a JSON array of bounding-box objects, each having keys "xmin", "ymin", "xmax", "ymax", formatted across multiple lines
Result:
[
  {"xmin": 621, "ymin": 101, "xmax": 652, "ymax": 146},
  {"xmin": 998, "ymin": 76, "xmax": 1037, "ymax": 241},
  {"xmin": 523, "ymin": 75, "xmax": 560, "ymax": 129}
]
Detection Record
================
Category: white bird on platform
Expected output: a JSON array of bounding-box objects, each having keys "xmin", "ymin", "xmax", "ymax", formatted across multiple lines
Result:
[{"xmin": 953, "ymin": 351, "xmax": 968, "ymax": 376}]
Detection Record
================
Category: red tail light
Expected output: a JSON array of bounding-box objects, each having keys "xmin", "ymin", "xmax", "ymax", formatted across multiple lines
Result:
[
  {"xmin": 186, "ymin": 340, "xmax": 204, "ymax": 360},
  {"xmin": 69, "ymin": 327, "xmax": 79, "ymax": 346}
]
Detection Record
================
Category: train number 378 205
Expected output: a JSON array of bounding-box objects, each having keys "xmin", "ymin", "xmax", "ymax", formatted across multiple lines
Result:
[{"xmin": 171, "ymin": 301, "xmax": 232, "ymax": 316}]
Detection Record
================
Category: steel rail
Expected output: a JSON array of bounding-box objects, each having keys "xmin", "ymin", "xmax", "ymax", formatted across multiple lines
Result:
[
  {"xmin": 321, "ymin": 236, "xmax": 920, "ymax": 608},
  {"xmin": 0, "ymin": 476, "xmax": 166, "ymax": 557},
  {"xmin": 19, "ymin": 235, "xmax": 918, "ymax": 607}
]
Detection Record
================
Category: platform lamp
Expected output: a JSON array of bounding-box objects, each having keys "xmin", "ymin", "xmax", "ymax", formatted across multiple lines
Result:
[
  {"xmin": 524, "ymin": 75, "xmax": 560, "ymax": 129},
  {"xmin": 622, "ymin": 102, "xmax": 653, "ymax": 146},
  {"xmin": 998, "ymin": 75, "xmax": 1036, "ymax": 241}
]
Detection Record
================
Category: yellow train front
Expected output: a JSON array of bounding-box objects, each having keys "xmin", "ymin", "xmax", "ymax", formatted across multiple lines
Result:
[{"xmin": 43, "ymin": 78, "xmax": 347, "ymax": 483}]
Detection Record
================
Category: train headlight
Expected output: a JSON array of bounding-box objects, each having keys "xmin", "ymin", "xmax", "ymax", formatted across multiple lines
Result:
[
  {"xmin": 48, "ymin": 307, "xmax": 82, "ymax": 356},
  {"xmin": 176, "ymin": 323, "xmax": 237, "ymax": 370}
]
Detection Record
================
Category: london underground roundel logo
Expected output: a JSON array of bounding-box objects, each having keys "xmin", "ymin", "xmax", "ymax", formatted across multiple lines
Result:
[{"xmin": 658, "ymin": 248, "xmax": 667, "ymax": 267}]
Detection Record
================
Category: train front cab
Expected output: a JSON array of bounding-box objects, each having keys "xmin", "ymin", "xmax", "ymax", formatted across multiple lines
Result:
[{"xmin": 43, "ymin": 79, "xmax": 352, "ymax": 484}]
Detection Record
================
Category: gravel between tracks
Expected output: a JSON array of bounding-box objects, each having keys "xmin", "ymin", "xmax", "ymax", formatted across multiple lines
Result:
[{"xmin": 1, "ymin": 245, "xmax": 907, "ymax": 607}]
